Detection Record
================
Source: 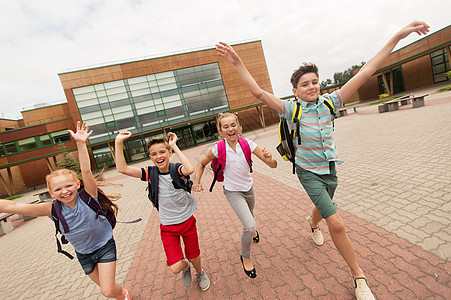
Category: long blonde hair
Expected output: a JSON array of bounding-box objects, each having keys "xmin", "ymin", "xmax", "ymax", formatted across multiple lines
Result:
[{"xmin": 46, "ymin": 168, "xmax": 119, "ymax": 216}]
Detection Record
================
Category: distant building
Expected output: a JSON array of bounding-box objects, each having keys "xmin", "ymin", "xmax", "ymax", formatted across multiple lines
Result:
[{"xmin": 356, "ymin": 25, "xmax": 451, "ymax": 100}]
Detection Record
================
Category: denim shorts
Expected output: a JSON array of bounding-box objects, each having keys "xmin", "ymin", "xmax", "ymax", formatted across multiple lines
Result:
[{"xmin": 76, "ymin": 238, "xmax": 117, "ymax": 275}]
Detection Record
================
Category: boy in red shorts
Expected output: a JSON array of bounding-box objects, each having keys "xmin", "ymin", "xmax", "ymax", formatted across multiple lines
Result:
[{"xmin": 115, "ymin": 131, "xmax": 210, "ymax": 291}]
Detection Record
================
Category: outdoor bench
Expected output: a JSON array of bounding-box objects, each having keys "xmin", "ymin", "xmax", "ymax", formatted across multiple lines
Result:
[
  {"xmin": 337, "ymin": 104, "xmax": 360, "ymax": 117},
  {"xmin": 378, "ymin": 94, "xmax": 428, "ymax": 113}
]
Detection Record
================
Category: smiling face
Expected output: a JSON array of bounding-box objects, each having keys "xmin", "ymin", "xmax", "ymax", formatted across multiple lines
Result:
[
  {"xmin": 218, "ymin": 115, "xmax": 240, "ymax": 144},
  {"xmin": 48, "ymin": 174, "xmax": 80, "ymax": 208},
  {"xmin": 292, "ymin": 72, "xmax": 320, "ymax": 102},
  {"xmin": 148, "ymin": 142, "xmax": 172, "ymax": 172}
]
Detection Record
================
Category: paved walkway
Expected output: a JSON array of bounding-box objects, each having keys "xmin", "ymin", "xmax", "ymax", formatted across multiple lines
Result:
[{"xmin": 0, "ymin": 86, "xmax": 450, "ymax": 299}]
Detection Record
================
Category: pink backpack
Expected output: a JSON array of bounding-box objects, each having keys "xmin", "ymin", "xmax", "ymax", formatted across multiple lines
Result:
[{"xmin": 209, "ymin": 138, "xmax": 253, "ymax": 192}]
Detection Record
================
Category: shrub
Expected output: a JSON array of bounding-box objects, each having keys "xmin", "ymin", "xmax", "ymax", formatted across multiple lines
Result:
[{"xmin": 378, "ymin": 93, "xmax": 389, "ymax": 99}]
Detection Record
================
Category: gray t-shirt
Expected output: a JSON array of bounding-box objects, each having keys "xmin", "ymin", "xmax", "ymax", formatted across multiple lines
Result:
[{"xmin": 141, "ymin": 164, "xmax": 198, "ymax": 226}]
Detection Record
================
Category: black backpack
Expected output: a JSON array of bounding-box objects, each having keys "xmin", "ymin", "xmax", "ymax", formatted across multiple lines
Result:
[
  {"xmin": 144, "ymin": 163, "xmax": 193, "ymax": 210},
  {"xmin": 276, "ymin": 97, "xmax": 336, "ymax": 174},
  {"xmin": 51, "ymin": 187, "xmax": 116, "ymax": 260}
]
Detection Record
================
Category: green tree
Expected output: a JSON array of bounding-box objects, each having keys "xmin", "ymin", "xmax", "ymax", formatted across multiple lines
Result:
[
  {"xmin": 56, "ymin": 142, "xmax": 80, "ymax": 174},
  {"xmin": 320, "ymin": 62, "xmax": 366, "ymax": 88}
]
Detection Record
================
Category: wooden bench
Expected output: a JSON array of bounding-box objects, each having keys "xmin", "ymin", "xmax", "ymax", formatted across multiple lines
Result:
[
  {"xmin": 0, "ymin": 199, "xmax": 45, "ymax": 236},
  {"xmin": 378, "ymin": 94, "xmax": 428, "ymax": 113}
]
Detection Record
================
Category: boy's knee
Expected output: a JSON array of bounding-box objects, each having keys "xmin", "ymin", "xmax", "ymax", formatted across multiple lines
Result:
[{"xmin": 327, "ymin": 217, "xmax": 345, "ymax": 235}]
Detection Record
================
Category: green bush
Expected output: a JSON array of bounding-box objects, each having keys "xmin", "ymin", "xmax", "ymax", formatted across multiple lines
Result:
[{"xmin": 4, "ymin": 195, "xmax": 23, "ymax": 200}]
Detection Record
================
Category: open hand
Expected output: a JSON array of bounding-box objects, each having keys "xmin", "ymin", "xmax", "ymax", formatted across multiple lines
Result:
[
  {"xmin": 68, "ymin": 121, "xmax": 92, "ymax": 143},
  {"xmin": 115, "ymin": 131, "xmax": 132, "ymax": 142},
  {"xmin": 397, "ymin": 21, "xmax": 430, "ymax": 40},
  {"xmin": 216, "ymin": 42, "xmax": 241, "ymax": 65}
]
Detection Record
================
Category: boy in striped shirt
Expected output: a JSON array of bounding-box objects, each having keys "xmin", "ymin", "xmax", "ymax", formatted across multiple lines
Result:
[{"xmin": 216, "ymin": 21, "xmax": 429, "ymax": 300}]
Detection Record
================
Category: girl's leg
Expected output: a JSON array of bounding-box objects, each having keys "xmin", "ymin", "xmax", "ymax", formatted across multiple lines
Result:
[
  {"xmin": 325, "ymin": 212, "xmax": 364, "ymax": 278},
  {"xmin": 88, "ymin": 262, "xmax": 125, "ymax": 300},
  {"xmin": 223, "ymin": 188, "xmax": 256, "ymax": 270}
]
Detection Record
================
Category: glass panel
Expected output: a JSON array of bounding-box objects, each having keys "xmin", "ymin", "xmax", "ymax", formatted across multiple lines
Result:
[
  {"xmin": 50, "ymin": 131, "xmax": 71, "ymax": 143},
  {"xmin": 5, "ymin": 142, "xmax": 18, "ymax": 154},
  {"xmin": 73, "ymin": 86, "xmax": 95, "ymax": 95},
  {"xmin": 19, "ymin": 142, "xmax": 38, "ymax": 152},
  {"xmin": 92, "ymin": 146, "xmax": 115, "ymax": 168},
  {"xmin": 104, "ymin": 80, "xmax": 125, "ymax": 89},
  {"xmin": 40, "ymin": 135, "xmax": 52, "ymax": 146},
  {"xmin": 0, "ymin": 146, "xmax": 5, "ymax": 157}
]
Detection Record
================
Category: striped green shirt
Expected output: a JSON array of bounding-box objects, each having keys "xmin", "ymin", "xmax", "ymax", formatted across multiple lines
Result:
[{"xmin": 279, "ymin": 91, "xmax": 344, "ymax": 175}]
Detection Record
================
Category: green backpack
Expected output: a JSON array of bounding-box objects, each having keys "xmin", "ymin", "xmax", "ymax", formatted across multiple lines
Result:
[{"xmin": 276, "ymin": 96, "xmax": 336, "ymax": 174}]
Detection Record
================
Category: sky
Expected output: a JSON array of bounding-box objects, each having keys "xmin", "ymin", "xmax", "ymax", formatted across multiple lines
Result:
[{"xmin": 1, "ymin": 0, "xmax": 450, "ymax": 119}]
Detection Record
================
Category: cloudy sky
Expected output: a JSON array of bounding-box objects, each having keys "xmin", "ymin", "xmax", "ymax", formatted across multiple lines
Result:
[{"xmin": 1, "ymin": 0, "xmax": 449, "ymax": 119}]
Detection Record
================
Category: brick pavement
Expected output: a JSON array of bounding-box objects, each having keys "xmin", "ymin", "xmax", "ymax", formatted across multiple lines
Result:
[{"xmin": 0, "ymin": 88, "xmax": 450, "ymax": 299}]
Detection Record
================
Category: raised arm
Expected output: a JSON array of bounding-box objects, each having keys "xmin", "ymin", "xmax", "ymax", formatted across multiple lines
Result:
[
  {"xmin": 192, "ymin": 150, "xmax": 216, "ymax": 192},
  {"xmin": 68, "ymin": 121, "xmax": 97, "ymax": 198},
  {"xmin": 216, "ymin": 42, "xmax": 283, "ymax": 113},
  {"xmin": 340, "ymin": 21, "xmax": 430, "ymax": 101},
  {"xmin": 114, "ymin": 131, "xmax": 142, "ymax": 178},
  {"xmin": 167, "ymin": 132, "xmax": 195, "ymax": 176},
  {"xmin": 253, "ymin": 146, "xmax": 277, "ymax": 168}
]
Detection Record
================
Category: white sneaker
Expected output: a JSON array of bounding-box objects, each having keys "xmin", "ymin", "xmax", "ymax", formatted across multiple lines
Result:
[
  {"xmin": 307, "ymin": 216, "xmax": 324, "ymax": 246},
  {"xmin": 181, "ymin": 261, "xmax": 191, "ymax": 288},
  {"xmin": 354, "ymin": 277, "xmax": 376, "ymax": 300}
]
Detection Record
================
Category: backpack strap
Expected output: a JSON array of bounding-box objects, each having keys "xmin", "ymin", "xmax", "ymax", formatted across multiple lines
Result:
[
  {"xmin": 145, "ymin": 166, "xmax": 160, "ymax": 210},
  {"xmin": 292, "ymin": 102, "xmax": 302, "ymax": 145},
  {"xmin": 238, "ymin": 138, "xmax": 253, "ymax": 173},
  {"xmin": 291, "ymin": 101, "xmax": 302, "ymax": 174},
  {"xmin": 169, "ymin": 163, "xmax": 193, "ymax": 193},
  {"xmin": 209, "ymin": 140, "xmax": 226, "ymax": 192},
  {"xmin": 323, "ymin": 97, "xmax": 336, "ymax": 128},
  {"xmin": 51, "ymin": 200, "xmax": 74, "ymax": 260},
  {"xmin": 78, "ymin": 188, "xmax": 116, "ymax": 229}
]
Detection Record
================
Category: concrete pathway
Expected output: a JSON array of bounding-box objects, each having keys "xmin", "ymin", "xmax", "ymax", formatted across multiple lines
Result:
[{"xmin": 0, "ymin": 86, "xmax": 450, "ymax": 299}]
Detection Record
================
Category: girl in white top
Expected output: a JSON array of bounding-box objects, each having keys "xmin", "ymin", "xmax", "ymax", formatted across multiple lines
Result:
[{"xmin": 193, "ymin": 112, "xmax": 277, "ymax": 278}]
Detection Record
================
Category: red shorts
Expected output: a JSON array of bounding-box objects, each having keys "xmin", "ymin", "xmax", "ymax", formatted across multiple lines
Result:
[{"xmin": 160, "ymin": 215, "xmax": 201, "ymax": 266}]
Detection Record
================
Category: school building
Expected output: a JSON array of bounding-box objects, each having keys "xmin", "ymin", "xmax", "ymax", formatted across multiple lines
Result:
[
  {"xmin": 1, "ymin": 25, "xmax": 450, "ymax": 196},
  {"xmin": 0, "ymin": 41, "xmax": 278, "ymax": 196}
]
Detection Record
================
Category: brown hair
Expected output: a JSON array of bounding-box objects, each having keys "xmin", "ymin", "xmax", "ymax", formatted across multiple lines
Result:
[
  {"xmin": 146, "ymin": 137, "xmax": 171, "ymax": 151},
  {"xmin": 290, "ymin": 63, "xmax": 319, "ymax": 88},
  {"xmin": 46, "ymin": 168, "xmax": 119, "ymax": 216},
  {"xmin": 216, "ymin": 112, "xmax": 240, "ymax": 133}
]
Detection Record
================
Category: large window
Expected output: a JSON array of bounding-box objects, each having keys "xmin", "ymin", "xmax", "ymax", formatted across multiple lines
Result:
[
  {"xmin": 0, "ymin": 130, "xmax": 71, "ymax": 157},
  {"xmin": 72, "ymin": 63, "xmax": 229, "ymax": 144},
  {"xmin": 431, "ymin": 47, "xmax": 451, "ymax": 83}
]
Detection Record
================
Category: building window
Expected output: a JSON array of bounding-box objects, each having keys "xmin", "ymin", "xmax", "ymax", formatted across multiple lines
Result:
[
  {"xmin": 4, "ymin": 142, "xmax": 18, "ymax": 154},
  {"xmin": 431, "ymin": 47, "xmax": 451, "ymax": 83},
  {"xmin": 72, "ymin": 63, "xmax": 229, "ymax": 144},
  {"xmin": 50, "ymin": 130, "xmax": 71, "ymax": 143},
  {"xmin": 18, "ymin": 137, "xmax": 38, "ymax": 152}
]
